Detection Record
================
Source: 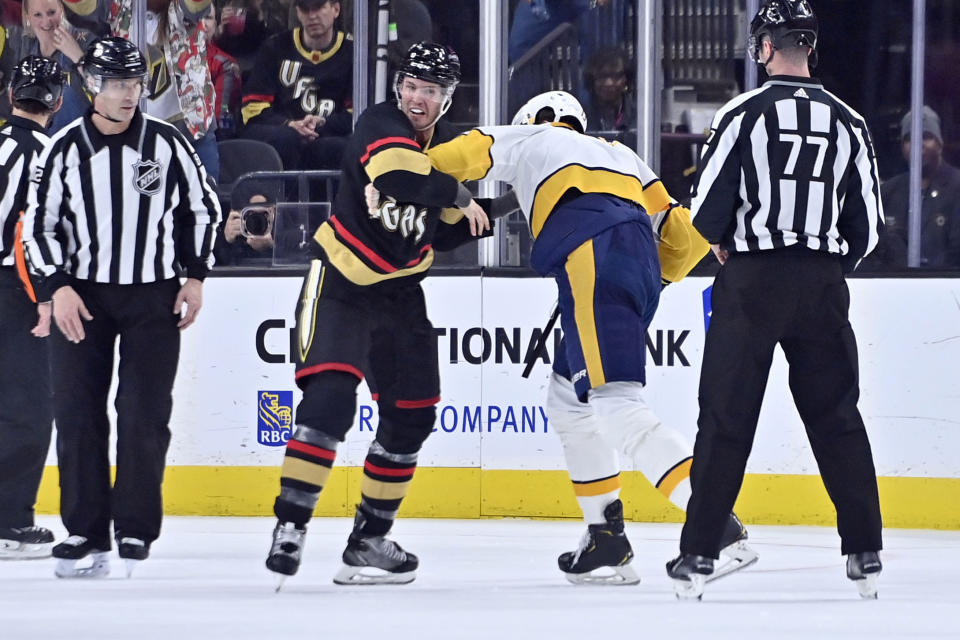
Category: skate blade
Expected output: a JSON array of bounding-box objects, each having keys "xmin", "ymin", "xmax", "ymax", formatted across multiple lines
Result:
[
  {"xmin": 672, "ymin": 574, "xmax": 705, "ymax": 601},
  {"xmin": 0, "ymin": 541, "xmax": 53, "ymax": 560},
  {"xmin": 124, "ymin": 558, "xmax": 142, "ymax": 578},
  {"xmin": 54, "ymin": 553, "xmax": 110, "ymax": 579},
  {"xmin": 332, "ymin": 564, "xmax": 416, "ymax": 585},
  {"xmin": 707, "ymin": 541, "xmax": 759, "ymax": 583},
  {"xmin": 854, "ymin": 573, "xmax": 879, "ymax": 599},
  {"xmin": 563, "ymin": 563, "xmax": 640, "ymax": 586}
]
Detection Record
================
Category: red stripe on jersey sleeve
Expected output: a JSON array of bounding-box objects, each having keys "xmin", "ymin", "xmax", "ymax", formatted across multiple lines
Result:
[{"xmin": 359, "ymin": 136, "xmax": 421, "ymax": 164}]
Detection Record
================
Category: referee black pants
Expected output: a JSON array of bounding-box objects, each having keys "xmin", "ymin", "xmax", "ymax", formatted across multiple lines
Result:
[
  {"xmin": 50, "ymin": 279, "xmax": 181, "ymax": 550},
  {"xmin": 0, "ymin": 268, "xmax": 53, "ymax": 529},
  {"xmin": 680, "ymin": 248, "xmax": 882, "ymax": 558}
]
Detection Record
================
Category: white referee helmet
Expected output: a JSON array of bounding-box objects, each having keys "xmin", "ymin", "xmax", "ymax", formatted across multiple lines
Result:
[{"xmin": 511, "ymin": 91, "xmax": 587, "ymax": 133}]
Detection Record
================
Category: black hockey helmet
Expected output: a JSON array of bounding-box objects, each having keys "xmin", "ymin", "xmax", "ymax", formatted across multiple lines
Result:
[
  {"xmin": 10, "ymin": 55, "xmax": 66, "ymax": 110},
  {"xmin": 749, "ymin": 0, "xmax": 818, "ymax": 68},
  {"xmin": 397, "ymin": 42, "xmax": 461, "ymax": 89},
  {"xmin": 81, "ymin": 36, "xmax": 149, "ymax": 94},
  {"xmin": 394, "ymin": 42, "xmax": 461, "ymax": 129}
]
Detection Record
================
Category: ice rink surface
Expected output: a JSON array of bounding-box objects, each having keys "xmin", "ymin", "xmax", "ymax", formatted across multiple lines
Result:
[{"xmin": 1, "ymin": 516, "xmax": 957, "ymax": 639}]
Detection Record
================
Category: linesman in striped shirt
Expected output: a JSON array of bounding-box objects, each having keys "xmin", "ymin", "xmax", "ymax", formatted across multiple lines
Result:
[
  {"xmin": 21, "ymin": 37, "xmax": 220, "ymax": 579},
  {"xmin": 666, "ymin": 1, "xmax": 884, "ymax": 600},
  {"xmin": 0, "ymin": 56, "xmax": 65, "ymax": 560}
]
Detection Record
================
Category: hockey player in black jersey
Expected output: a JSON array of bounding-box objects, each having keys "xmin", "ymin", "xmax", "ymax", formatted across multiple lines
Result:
[
  {"xmin": 266, "ymin": 42, "xmax": 490, "ymax": 589},
  {"xmin": 240, "ymin": 0, "xmax": 353, "ymax": 170}
]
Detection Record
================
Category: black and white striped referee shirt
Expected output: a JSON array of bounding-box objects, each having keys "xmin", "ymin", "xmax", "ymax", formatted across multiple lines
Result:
[
  {"xmin": 690, "ymin": 75, "xmax": 884, "ymax": 270},
  {"xmin": 22, "ymin": 109, "xmax": 220, "ymax": 300},
  {"xmin": 0, "ymin": 115, "xmax": 49, "ymax": 268}
]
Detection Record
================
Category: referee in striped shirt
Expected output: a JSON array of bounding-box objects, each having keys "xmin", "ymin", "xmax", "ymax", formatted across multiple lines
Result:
[
  {"xmin": 667, "ymin": 1, "xmax": 884, "ymax": 599},
  {"xmin": 0, "ymin": 56, "xmax": 64, "ymax": 559},
  {"xmin": 21, "ymin": 37, "xmax": 220, "ymax": 576}
]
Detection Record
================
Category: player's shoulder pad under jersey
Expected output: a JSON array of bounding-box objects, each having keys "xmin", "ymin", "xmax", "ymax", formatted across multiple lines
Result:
[{"xmin": 355, "ymin": 102, "xmax": 418, "ymax": 143}]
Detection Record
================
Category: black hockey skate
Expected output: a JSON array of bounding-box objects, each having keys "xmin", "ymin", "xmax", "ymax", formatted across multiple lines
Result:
[
  {"xmin": 333, "ymin": 511, "xmax": 418, "ymax": 585},
  {"xmin": 846, "ymin": 551, "xmax": 882, "ymax": 599},
  {"xmin": 0, "ymin": 525, "xmax": 54, "ymax": 559},
  {"xmin": 666, "ymin": 553, "xmax": 714, "ymax": 600},
  {"xmin": 117, "ymin": 537, "xmax": 150, "ymax": 578},
  {"xmin": 557, "ymin": 499, "xmax": 639, "ymax": 585},
  {"xmin": 710, "ymin": 512, "xmax": 759, "ymax": 583},
  {"xmin": 266, "ymin": 521, "xmax": 307, "ymax": 591},
  {"xmin": 52, "ymin": 536, "xmax": 110, "ymax": 578}
]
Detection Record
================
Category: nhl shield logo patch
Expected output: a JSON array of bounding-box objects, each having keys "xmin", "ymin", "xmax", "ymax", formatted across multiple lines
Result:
[{"xmin": 132, "ymin": 159, "xmax": 163, "ymax": 195}]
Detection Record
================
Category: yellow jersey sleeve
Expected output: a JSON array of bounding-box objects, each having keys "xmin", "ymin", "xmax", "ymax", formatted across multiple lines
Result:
[
  {"xmin": 426, "ymin": 130, "xmax": 495, "ymax": 182},
  {"xmin": 654, "ymin": 205, "xmax": 710, "ymax": 283}
]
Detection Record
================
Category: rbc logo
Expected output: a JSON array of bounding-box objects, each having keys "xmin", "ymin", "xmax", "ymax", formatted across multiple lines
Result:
[
  {"xmin": 257, "ymin": 391, "xmax": 293, "ymax": 446},
  {"xmin": 702, "ymin": 286, "xmax": 713, "ymax": 332}
]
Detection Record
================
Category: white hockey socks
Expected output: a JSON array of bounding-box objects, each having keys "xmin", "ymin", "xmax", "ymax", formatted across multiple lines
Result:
[
  {"xmin": 546, "ymin": 373, "xmax": 621, "ymax": 524},
  {"xmin": 589, "ymin": 381, "xmax": 694, "ymax": 512}
]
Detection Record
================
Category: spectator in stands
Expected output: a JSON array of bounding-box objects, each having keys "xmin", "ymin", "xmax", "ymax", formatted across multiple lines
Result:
[
  {"xmin": 2, "ymin": 0, "xmax": 22, "ymax": 26},
  {"xmin": 862, "ymin": 106, "xmax": 960, "ymax": 271},
  {"xmin": 214, "ymin": 180, "xmax": 280, "ymax": 266},
  {"xmin": 582, "ymin": 47, "xmax": 634, "ymax": 142},
  {"xmin": 63, "ymin": 0, "xmax": 221, "ymax": 181},
  {"xmin": 0, "ymin": 0, "xmax": 92, "ymax": 131},
  {"xmin": 508, "ymin": 0, "xmax": 608, "ymax": 65},
  {"xmin": 216, "ymin": 0, "xmax": 293, "ymax": 78},
  {"xmin": 201, "ymin": 4, "xmax": 242, "ymax": 139},
  {"xmin": 239, "ymin": 0, "xmax": 352, "ymax": 170}
]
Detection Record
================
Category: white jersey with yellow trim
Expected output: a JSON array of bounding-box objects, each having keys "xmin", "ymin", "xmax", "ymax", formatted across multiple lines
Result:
[{"xmin": 427, "ymin": 123, "xmax": 708, "ymax": 282}]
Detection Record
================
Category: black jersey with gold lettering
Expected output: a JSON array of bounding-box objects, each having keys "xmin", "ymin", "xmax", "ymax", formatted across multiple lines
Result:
[
  {"xmin": 312, "ymin": 101, "xmax": 482, "ymax": 288},
  {"xmin": 241, "ymin": 28, "xmax": 353, "ymax": 127}
]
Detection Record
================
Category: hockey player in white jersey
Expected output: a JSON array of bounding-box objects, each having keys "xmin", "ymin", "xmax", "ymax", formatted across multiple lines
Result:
[{"xmin": 405, "ymin": 91, "xmax": 757, "ymax": 584}]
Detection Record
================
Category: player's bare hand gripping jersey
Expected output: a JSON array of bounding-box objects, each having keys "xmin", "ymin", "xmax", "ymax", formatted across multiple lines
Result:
[{"xmin": 427, "ymin": 123, "xmax": 707, "ymax": 281}]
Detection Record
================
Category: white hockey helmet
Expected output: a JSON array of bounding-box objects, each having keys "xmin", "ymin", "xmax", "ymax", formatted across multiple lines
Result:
[{"xmin": 511, "ymin": 90, "xmax": 587, "ymax": 132}]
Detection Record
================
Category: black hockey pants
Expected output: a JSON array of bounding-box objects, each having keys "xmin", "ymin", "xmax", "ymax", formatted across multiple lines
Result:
[
  {"xmin": 680, "ymin": 248, "xmax": 883, "ymax": 558},
  {"xmin": 50, "ymin": 279, "xmax": 181, "ymax": 550},
  {"xmin": 0, "ymin": 267, "xmax": 53, "ymax": 529}
]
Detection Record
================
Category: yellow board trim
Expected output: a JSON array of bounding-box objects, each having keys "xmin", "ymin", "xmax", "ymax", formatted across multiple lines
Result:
[
  {"xmin": 572, "ymin": 475, "xmax": 621, "ymax": 497},
  {"xmin": 565, "ymin": 240, "xmax": 605, "ymax": 387},
  {"xmin": 656, "ymin": 458, "xmax": 693, "ymax": 499},
  {"xmin": 33, "ymin": 467, "xmax": 960, "ymax": 529},
  {"xmin": 313, "ymin": 222, "xmax": 435, "ymax": 286},
  {"xmin": 365, "ymin": 146, "xmax": 432, "ymax": 182}
]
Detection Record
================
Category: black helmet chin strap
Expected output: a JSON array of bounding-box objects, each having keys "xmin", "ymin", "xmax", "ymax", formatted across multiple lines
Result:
[{"xmin": 93, "ymin": 108, "xmax": 125, "ymax": 123}]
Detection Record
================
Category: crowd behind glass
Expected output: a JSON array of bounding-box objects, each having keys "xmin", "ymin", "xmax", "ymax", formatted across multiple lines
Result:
[{"xmin": 1, "ymin": 0, "xmax": 957, "ymax": 273}]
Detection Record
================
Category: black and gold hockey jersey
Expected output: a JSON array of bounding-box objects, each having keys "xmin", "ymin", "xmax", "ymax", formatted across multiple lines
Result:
[
  {"xmin": 312, "ymin": 101, "xmax": 481, "ymax": 287},
  {"xmin": 242, "ymin": 28, "xmax": 353, "ymax": 128}
]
